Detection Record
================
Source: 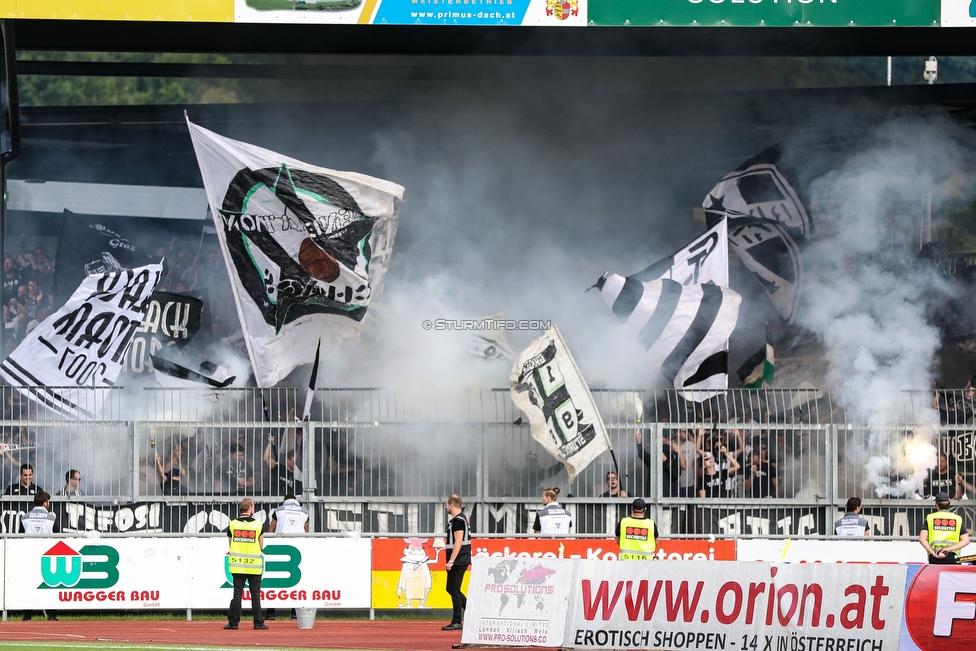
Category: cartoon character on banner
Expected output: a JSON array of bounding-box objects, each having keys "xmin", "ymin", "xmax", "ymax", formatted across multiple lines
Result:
[{"xmin": 396, "ymin": 538, "xmax": 441, "ymax": 607}]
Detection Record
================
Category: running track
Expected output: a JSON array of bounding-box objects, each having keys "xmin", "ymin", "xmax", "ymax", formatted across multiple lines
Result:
[{"xmin": 0, "ymin": 619, "xmax": 559, "ymax": 651}]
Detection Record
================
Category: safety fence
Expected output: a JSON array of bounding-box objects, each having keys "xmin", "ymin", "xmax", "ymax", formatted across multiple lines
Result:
[{"xmin": 1, "ymin": 386, "xmax": 974, "ymax": 536}]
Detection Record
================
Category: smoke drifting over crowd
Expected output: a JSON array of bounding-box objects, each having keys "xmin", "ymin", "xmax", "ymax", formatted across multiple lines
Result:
[{"xmin": 9, "ymin": 63, "xmax": 976, "ymax": 502}]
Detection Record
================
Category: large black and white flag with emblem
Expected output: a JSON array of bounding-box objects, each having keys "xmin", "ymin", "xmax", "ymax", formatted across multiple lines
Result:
[
  {"xmin": 187, "ymin": 118, "xmax": 405, "ymax": 387},
  {"xmin": 510, "ymin": 325, "xmax": 610, "ymax": 482},
  {"xmin": 0, "ymin": 263, "xmax": 163, "ymax": 417},
  {"xmin": 702, "ymin": 143, "xmax": 812, "ymax": 324},
  {"xmin": 597, "ymin": 275, "xmax": 741, "ymax": 401}
]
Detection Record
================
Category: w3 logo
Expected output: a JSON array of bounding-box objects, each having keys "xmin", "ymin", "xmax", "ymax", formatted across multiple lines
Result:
[
  {"xmin": 221, "ymin": 544, "xmax": 302, "ymax": 588},
  {"xmin": 39, "ymin": 542, "xmax": 120, "ymax": 589}
]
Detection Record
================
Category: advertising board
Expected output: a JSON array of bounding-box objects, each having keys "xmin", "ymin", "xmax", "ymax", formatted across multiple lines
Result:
[
  {"xmin": 371, "ymin": 536, "xmax": 736, "ymax": 609},
  {"xmin": 3, "ymin": 537, "xmax": 371, "ymax": 611}
]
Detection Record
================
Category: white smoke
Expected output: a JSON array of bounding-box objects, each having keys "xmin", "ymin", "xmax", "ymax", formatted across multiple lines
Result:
[{"xmin": 797, "ymin": 112, "xmax": 976, "ymax": 496}]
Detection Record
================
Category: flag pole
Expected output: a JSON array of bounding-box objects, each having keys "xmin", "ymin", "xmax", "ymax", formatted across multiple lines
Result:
[
  {"xmin": 298, "ymin": 339, "xmax": 321, "ymax": 472},
  {"xmin": 302, "ymin": 339, "xmax": 321, "ymax": 422}
]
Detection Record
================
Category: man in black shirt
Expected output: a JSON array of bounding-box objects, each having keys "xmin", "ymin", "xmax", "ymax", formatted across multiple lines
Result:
[
  {"xmin": 601, "ymin": 471, "xmax": 627, "ymax": 498},
  {"xmin": 4, "ymin": 463, "xmax": 41, "ymax": 496},
  {"xmin": 1, "ymin": 256, "xmax": 20, "ymax": 305},
  {"xmin": 746, "ymin": 442, "xmax": 777, "ymax": 498},
  {"xmin": 263, "ymin": 435, "xmax": 303, "ymax": 496},
  {"xmin": 442, "ymin": 494, "xmax": 471, "ymax": 631}
]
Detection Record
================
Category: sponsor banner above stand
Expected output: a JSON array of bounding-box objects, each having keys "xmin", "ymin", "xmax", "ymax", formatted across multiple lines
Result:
[
  {"xmin": 4, "ymin": 537, "xmax": 371, "ymax": 611},
  {"xmin": 942, "ymin": 0, "xmax": 976, "ymax": 26},
  {"xmin": 589, "ymin": 0, "xmax": 941, "ymax": 27},
  {"xmin": 2, "ymin": 0, "xmax": 960, "ymax": 25}
]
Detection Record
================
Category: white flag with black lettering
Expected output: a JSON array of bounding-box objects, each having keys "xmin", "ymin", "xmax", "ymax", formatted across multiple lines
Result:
[
  {"xmin": 597, "ymin": 275, "xmax": 741, "ymax": 401},
  {"xmin": 702, "ymin": 143, "xmax": 811, "ymax": 324},
  {"xmin": 0, "ymin": 264, "xmax": 163, "ymax": 417},
  {"xmin": 510, "ymin": 325, "xmax": 610, "ymax": 482},
  {"xmin": 623, "ymin": 219, "xmax": 729, "ymax": 287},
  {"xmin": 187, "ymin": 117, "xmax": 405, "ymax": 387}
]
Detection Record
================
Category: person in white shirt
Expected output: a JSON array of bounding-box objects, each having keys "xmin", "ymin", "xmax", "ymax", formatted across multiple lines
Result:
[
  {"xmin": 20, "ymin": 490, "xmax": 58, "ymax": 621},
  {"xmin": 533, "ymin": 487, "xmax": 572, "ymax": 535},
  {"xmin": 834, "ymin": 496, "xmax": 870, "ymax": 536},
  {"xmin": 265, "ymin": 495, "xmax": 309, "ymax": 621},
  {"xmin": 270, "ymin": 495, "xmax": 310, "ymax": 534}
]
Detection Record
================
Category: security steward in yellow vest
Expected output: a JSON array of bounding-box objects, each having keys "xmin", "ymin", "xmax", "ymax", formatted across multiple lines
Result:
[
  {"xmin": 225, "ymin": 498, "xmax": 269, "ymax": 630},
  {"xmin": 918, "ymin": 492, "xmax": 971, "ymax": 565},
  {"xmin": 615, "ymin": 498, "xmax": 657, "ymax": 560}
]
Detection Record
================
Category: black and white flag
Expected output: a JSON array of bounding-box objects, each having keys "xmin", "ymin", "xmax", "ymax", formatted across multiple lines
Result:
[
  {"xmin": 597, "ymin": 275, "xmax": 741, "ymax": 400},
  {"xmin": 151, "ymin": 355, "xmax": 235, "ymax": 389},
  {"xmin": 0, "ymin": 263, "xmax": 163, "ymax": 417},
  {"xmin": 187, "ymin": 118, "xmax": 405, "ymax": 387},
  {"xmin": 702, "ymin": 143, "xmax": 812, "ymax": 324},
  {"xmin": 53, "ymin": 211, "xmax": 156, "ymax": 308},
  {"xmin": 624, "ymin": 219, "xmax": 729, "ymax": 287},
  {"xmin": 125, "ymin": 291, "xmax": 206, "ymax": 376},
  {"xmin": 510, "ymin": 325, "xmax": 610, "ymax": 482}
]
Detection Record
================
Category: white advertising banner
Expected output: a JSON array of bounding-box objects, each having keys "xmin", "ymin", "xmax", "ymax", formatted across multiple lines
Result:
[
  {"xmin": 738, "ymin": 539, "xmax": 927, "ymax": 564},
  {"xmin": 4, "ymin": 537, "xmax": 190, "ymax": 609},
  {"xmin": 462, "ymin": 557, "xmax": 574, "ymax": 647},
  {"xmin": 563, "ymin": 560, "xmax": 908, "ymax": 650},
  {"xmin": 2, "ymin": 537, "xmax": 371, "ymax": 611},
  {"xmin": 186, "ymin": 537, "xmax": 372, "ymax": 609}
]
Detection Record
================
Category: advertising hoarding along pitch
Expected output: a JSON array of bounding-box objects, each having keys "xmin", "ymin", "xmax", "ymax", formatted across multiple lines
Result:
[
  {"xmin": 370, "ymin": 537, "xmax": 736, "ymax": 609},
  {"xmin": 5, "ymin": 537, "xmax": 371, "ymax": 610}
]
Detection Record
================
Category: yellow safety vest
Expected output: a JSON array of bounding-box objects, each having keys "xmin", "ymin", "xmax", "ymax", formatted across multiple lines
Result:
[
  {"xmin": 618, "ymin": 516, "xmax": 656, "ymax": 560},
  {"xmin": 926, "ymin": 510, "xmax": 963, "ymax": 552},
  {"xmin": 228, "ymin": 519, "xmax": 264, "ymax": 575}
]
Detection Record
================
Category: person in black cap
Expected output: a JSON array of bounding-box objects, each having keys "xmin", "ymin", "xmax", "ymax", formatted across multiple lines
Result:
[
  {"xmin": 919, "ymin": 492, "xmax": 970, "ymax": 564},
  {"xmin": 615, "ymin": 498, "xmax": 657, "ymax": 560}
]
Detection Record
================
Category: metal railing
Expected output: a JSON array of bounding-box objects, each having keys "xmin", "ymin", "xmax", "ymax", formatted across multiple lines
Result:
[{"xmin": 0, "ymin": 386, "xmax": 972, "ymax": 537}]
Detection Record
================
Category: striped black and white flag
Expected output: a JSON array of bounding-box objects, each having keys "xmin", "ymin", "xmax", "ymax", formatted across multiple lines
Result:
[
  {"xmin": 624, "ymin": 218, "xmax": 729, "ymax": 287},
  {"xmin": 597, "ymin": 275, "xmax": 741, "ymax": 400},
  {"xmin": 702, "ymin": 143, "xmax": 812, "ymax": 324}
]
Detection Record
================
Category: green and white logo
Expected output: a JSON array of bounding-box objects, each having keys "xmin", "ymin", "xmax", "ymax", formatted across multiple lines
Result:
[{"xmin": 39, "ymin": 542, "xmax": 120, "ymax": 589}]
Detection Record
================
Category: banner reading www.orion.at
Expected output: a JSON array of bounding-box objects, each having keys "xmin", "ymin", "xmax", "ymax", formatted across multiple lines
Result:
[{"xmin": 463, "ymin": 558, "xmax": 908, "ymax": 649}]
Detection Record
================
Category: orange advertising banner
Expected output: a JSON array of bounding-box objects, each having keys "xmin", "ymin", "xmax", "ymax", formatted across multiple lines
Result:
[{"xmin": 370, "ymin": 537, "xmax": 735, "ymax": 609}]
